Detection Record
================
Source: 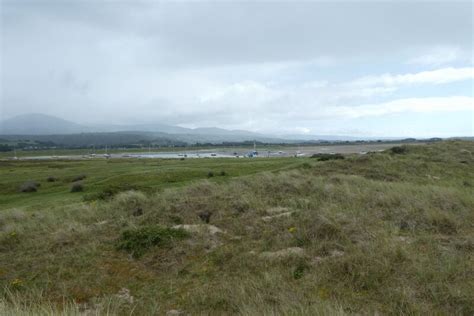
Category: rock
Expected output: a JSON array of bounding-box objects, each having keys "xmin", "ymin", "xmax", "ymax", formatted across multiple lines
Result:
[
  {"xmin": 259, "ymin": 247, "xmax": 305, "ymax": 260},
  {"xmin": 266, "ymin": 207, "xmax": 290, "ymax": 215},
  {"xmin": 329, "ymin": 249, "xmax": 344, "ymax": 257},
  {"xmin": 262, "ymin": 211, "xmax": 294, "ymax": 222},
  {"xmin": 115, "ymin": 288, "xmax": 134, "ymax": 304},
  {"xmin": 172, "ymin": 224, "xmax": 224, "ymax": 235}
]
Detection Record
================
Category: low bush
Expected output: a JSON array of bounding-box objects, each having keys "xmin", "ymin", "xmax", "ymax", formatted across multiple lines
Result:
[
  {"xmin": 390, "ymin": 146, "xmax": 408, "ymax": 154},
  {"xmin": 19, "ymin": 181, "xmax": 40, "ymax": 193},
  {"xmin": 310, "ymin": 153, "xmax": 345, "ymax": 161},
  {"xmin": 70, "ymin": 182, "xmax": 84, "ymax": 193},
  {"xmin": 116, "ymin": 226, "xmax": 189, "ymax": 258},
  {"xmin": 83, "ymin": 183, "xmax": 146, "ymax": 201},
  {"xmin": 207, "ymin": 171, "xmax": 214, "ymax": 178},
  {"xmin": 46, "ymin": 176, "xmax": 58, "ymax": 182},
  {"xmin": 220, "ymin": 170, "xmax": 227, "ymax": 176}
]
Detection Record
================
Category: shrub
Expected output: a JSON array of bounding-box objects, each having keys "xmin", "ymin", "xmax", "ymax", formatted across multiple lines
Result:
[
  {"xmin": 19, "ymin": 181, "xmax": 40, "ymax": 193},
  {"xmin": 310, "ymin": 153, "xmax": 345, "ymax": 161},
  {"xmin": 71, "ymin": 174, "xmax": 87, "ymax": 182},
  {"xmin": 83, "ymin": 184, "xmax": 146, "ymax": 201},
  {"xmin": 390, "ymin": 146, "xmax": 408, "ymax": 154},
  {"xmin": 220, "ymin": 170, "xmax": 227, "ymax": 176},
  {"xmin": 70, "ymin": 182, "xmax": 84, "ymax": 193},
  {"xmin": 207, "ymin": 171, "xmax": 214, "ymax": 178},
  {"xmin": 116, "ymin": 226, "xmax": 189, "ymax": 258},
  {"xmin": 46, "ymin": 176, "xmax": 58, "ymax": 182}
]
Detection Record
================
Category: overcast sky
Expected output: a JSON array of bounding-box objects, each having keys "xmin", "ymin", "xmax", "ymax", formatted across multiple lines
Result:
[{"xmin": 1, "ymin": 0, "xmax": 473, "ymax": 137}]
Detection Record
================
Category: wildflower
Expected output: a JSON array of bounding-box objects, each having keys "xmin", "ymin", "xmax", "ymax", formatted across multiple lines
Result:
[
  {"xmin": 288, "ymin": 227, "xmax": 297, "ymax": 233},
  {"xmin": 11, "ymin": 278, "xmax": 23, "ymax": 287}
]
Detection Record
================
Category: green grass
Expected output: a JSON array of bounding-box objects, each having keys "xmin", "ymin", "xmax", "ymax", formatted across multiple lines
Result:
[
  {"xmin": 0, "ymin": 141, "xmax": 473, "ymax": 315},
  {"xmin": 0, "ymin": 157, "xmax": 301, "ymax": 209}
]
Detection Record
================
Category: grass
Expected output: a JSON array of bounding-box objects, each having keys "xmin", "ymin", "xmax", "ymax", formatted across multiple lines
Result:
[
  {"xmin": 0, "ymin": 157, "xmax": 300, "ymax": 209},
  {"xmin": 0, "ymin": 140, "xmax": 473, "ymax": 314}
]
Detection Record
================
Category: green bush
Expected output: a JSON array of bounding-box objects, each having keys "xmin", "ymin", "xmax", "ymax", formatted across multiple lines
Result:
[
  {"xmin": 390, "ymin": 146, "xmax": 408, "ymax": 154},
  {"xmin": 83, "ymin": 183, "xmax": 145, "ymax": 201},
  {"xmin": 116, "ymin": 226, "xmax": 189, "ymax": 258},
  {"xmin": 207, "ymin": 171, "xmax": 214, "ymax": 178},
  {"xmin": 310, "ymin": 153, "xmax": 345, "ymax": 161},
  {"xmin": 70, "ymin": 182, "xmax": 84, "ymax": 193},
  {"xmin": 19, "ymin": 181, "xmax": 40, "ymax": 193},
  {"xmin": 46, "ymin": 176, "xmax": 58, "ymax": 182}
]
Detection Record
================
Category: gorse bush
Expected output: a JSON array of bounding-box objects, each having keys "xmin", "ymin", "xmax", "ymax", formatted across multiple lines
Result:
[
  {"xmin": 70, "ymin": 182, "xmax": 84, "ymax": 193},
  {"xmin": 310, "ymin": 153, "xmax": 345, "ymax": 161},
  {"xmin": 46, "ymin": 176, "xmax": 58, "ymax": 182},
  {"xmin": 390, "ymin": 146, "xmax": 408, "ymax": 154},
  {"xmin": 116, "ymin": 226, "xmax": 189, "ymax": 258}
]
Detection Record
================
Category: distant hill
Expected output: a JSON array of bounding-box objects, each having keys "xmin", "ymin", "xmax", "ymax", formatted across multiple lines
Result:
[
  {"xmin": 1, "ymin": 113, "xmax": 435, "ymax": 144},
  {"xmin": 0, "ymin": 113, "xmax": 87, "ymax": 135}
]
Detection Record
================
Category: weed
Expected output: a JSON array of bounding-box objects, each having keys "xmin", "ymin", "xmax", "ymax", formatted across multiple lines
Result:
[{"xmin": 116, "ymin": 226, "xmax": 189, "ymax": 258}]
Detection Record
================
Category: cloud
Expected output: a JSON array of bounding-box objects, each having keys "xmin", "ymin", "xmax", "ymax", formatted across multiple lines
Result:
[
  {"xmin": 408, "ymin": 46, "xmax": 467, "ymax": 66},
  {"xmin": 350, "ymin": 67, "xmax": 474, "ymax": 87},
  {"xmin": 327, "ymin": 96, "xmax": 473, "ymax": 119},
  {"xmin": 1, "ymin": 1, "xmax": 473, "ymax": 136}
]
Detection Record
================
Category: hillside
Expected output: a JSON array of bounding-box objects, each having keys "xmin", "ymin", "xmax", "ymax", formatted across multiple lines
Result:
[
  {"xmin": 0, "ymin": 141, "xmax": 473, "ymax": 314},
  {"xmin": 0, "ymin": 113, "xmax": 87, "ymax": 135}
]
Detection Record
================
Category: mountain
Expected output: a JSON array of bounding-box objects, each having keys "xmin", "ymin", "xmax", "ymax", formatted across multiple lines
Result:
[
  {"xmin": 0, "ymin": 113, "xmax": 286, "ymax": 144},
  {"xmin": 1, "ymin": 113, "xmax": 403, "ymax": 144},
  {"xmin": 0, "ymin": 113, "xmax": 87, "ymax": 135}
]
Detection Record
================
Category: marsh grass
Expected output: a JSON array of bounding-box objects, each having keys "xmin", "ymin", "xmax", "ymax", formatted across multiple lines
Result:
[{"xmin": 0, "ymin": 141, "xmax": 473, "ymax": 314}]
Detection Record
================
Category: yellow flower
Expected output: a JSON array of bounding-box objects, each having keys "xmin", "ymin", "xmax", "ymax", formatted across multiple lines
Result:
[
  {"xmin": 288, "ymin": 227, "xmax": 296, "ymax": 233},
  {"xmin": 11, "ymin": 278, "xmax": 23, "ymax": 286}
]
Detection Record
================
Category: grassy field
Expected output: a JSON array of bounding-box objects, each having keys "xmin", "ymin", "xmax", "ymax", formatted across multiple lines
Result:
[
  {"xmin": 0, "ymin": 141, "xmax": 473, "ymax": 315},
  {"xmin": 0, "ymin": 157, "xmax": 301, "ymax": 210}
]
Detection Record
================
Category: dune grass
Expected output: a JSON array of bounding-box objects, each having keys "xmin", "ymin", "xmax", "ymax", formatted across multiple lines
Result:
[{"xmin": 0, "ymin": 141, "xmax": 473, "ymax": 315}]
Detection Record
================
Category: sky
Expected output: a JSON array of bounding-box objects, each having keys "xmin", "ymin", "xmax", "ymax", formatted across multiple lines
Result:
[{"xmin": 0, "ymin": 0, "xmax": 473, "ymax": 137}]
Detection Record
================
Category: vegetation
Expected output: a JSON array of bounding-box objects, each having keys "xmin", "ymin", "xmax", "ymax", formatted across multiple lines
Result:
[
  {"xmin": 18, "ymin": 181, "xmax": 40, "ymax": 193},
  {"xmin": 0, "ymin": 141, "xmax": 473, "ymax": 314},
  {"xmin": 70, "ymin": 182, "xmax": 84, "ymax": 193},
  {"xmin": 310, "ymin": 153, "xmax": 345, "ymax": 161}
]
